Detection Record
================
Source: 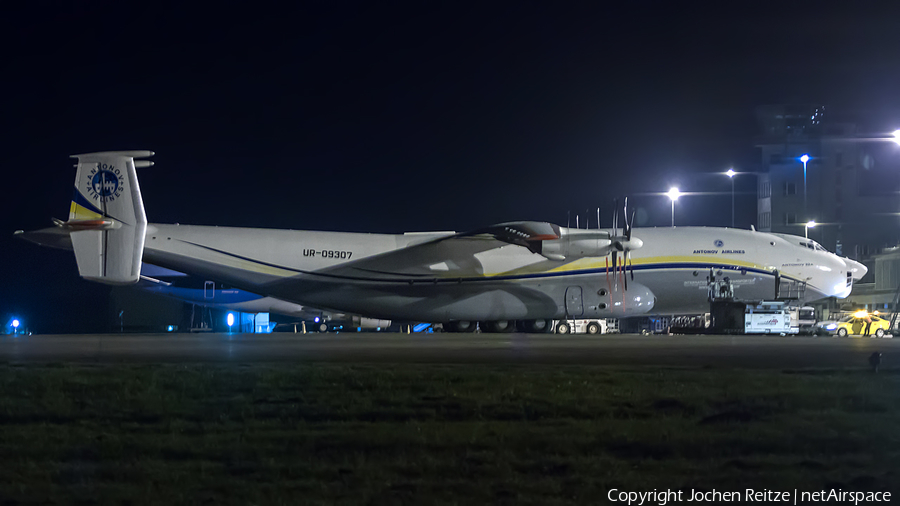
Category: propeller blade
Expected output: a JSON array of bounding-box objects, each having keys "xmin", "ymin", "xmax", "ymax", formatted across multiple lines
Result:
[
  {"xmin": 626, "ymin": 205, "xmax": 635, "ymax": 241},
  {"xmin": 606, "ymin": 257, "xmax": 613, "ymax": 299},
  {"xmin": 612, "ymin": 250, "xmax": 618, "ymax": 290},
  {"xmin": 612, "ymin": 198, "xmax": 619, "ymax": 235}
]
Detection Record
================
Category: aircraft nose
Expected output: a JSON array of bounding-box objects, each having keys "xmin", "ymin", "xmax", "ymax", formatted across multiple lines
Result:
[{"xmin": 843, "ymin": 257, "xmax": 867, "ymax": 280}]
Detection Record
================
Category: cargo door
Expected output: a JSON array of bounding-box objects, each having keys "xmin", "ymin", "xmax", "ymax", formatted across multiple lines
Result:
[{"xmin": 565, "ymin": 286, "xmax": 584, "ymax": 317}]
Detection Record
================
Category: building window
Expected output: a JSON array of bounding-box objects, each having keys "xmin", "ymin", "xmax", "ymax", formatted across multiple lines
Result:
[
  {"xmin": 783, "ymin": 182, "xmax": 796, "ymax": 196},
  {"xmin": 759, "ymin": 181, "xmax": 771, "ymax": 198},
  {"xmin": 783, "ymin": 213, "xmax": 797, "ymax": 225}
]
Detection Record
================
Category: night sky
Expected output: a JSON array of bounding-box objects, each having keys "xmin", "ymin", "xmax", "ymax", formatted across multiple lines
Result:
[{"xmin": 4, "ymin": 3, "xmax": 900, "ymax": 332}]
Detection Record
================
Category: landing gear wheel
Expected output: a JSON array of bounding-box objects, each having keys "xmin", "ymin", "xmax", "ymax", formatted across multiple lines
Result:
[
  {"xmin": 318, "ymin": 322, "xmax": 329, "ymax": 333},
  {"xmin": 556, "ymin": 322, "xmax": 571, "ymax": 334},
  {"xmin": 486, "ymin": 320, "xmax": 516, "ymax": 333},
  {"xmin": 876, "ymin": 328, "xmax": 885, "ymax": 338},
  {"xmin": 447, "ymin": 320, "xmax": 476, "ymax": 333},
  {"xmin": 586, "ymin": 322, "xmax": 601, "ymax": 334},
  {"xmin": 837, "ymin": 328, "xmax": 848, "ymax": 337},
  {"xmin": 523, "ymin": 319, "xmax": 552, "ymax": 333}
]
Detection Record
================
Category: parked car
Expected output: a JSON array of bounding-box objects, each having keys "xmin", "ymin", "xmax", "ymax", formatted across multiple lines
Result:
[
  {"xmin": 814, "ymin": 319, "xmax": 839, "ymax": 336},
  {"xmin": 828, "ymin": 312, "xmax": 892, "ymax": 338}
]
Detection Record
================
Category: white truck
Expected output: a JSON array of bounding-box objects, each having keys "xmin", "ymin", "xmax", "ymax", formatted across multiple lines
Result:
[
  {"xmin": 744, "ymin": 301, "xmax": 798, "ymax": 335},
  {"xmin": 554, "ymin": 319, "xmax": 613, "ymax": 334},
  {"xmin": 788, "ymin": 306, "xmax": 817, "ymax": 334}
]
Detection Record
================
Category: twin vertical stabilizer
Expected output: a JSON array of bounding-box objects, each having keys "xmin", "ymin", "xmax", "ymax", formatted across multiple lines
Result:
[{"xmin": 65, "ymin": 151, "xmax": 152, "ymax": 285}]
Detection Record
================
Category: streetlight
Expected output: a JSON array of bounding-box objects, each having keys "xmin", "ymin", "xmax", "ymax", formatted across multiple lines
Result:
[
  {"xmin": 805, "ymin": 220, "xmax": 816, "ymax": 239},
  {"xmin": 667, "ymin": 187, "xmax": 681, "ymax": 227},
  {"xmin": 799, "ymin": 154, "xmax": 810, "ymax": 216},
  {"xmin": 893, "ymin": 130, "xmax": 900, "ymax": 146},
  {"xmin": 725, "ymin": 168, "xmax": 736, "ymax": 227},
  {"xmin": 227, "ymin": 312, "xmax": 235, "ymax": 333},
  {"xmin": 11, "ymin": 319, "xmax": 19, "ymax": 335}
]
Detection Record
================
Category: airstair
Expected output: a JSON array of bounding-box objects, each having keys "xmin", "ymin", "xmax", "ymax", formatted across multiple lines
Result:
[{"xmin": 887, "ymin": 283, "xmax": 900, "ymax": 332}]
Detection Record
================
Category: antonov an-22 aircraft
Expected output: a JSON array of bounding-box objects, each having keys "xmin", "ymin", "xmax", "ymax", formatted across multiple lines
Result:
[{"xmin": 18, "ymin": 151, "xmax": 867, "ymax": 332}]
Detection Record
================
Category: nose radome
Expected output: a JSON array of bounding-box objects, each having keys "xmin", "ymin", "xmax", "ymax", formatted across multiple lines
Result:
[{"xmin": 843, "ymin": 257, "xmax": 868, "ymax": 280}]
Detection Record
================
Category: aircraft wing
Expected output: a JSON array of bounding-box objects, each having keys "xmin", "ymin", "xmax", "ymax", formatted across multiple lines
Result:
[{"xmin": 318, "ymin": 221, "xmax": 568, "ymax": 281}]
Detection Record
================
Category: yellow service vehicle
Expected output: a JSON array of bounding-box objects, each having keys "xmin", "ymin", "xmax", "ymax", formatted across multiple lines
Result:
[{"xmin": 833, "ymin": 311, "xmax": 891, "ymax": 338}]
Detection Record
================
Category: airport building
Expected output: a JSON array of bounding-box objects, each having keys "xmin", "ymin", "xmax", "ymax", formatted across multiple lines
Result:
[
  {"xmin": 755, "ymin": 105, "xmax": 900, "ymax": 317},
  {"xmin": 841, "ymin": 247, "xmax": 900, "ymax": 314},
  {"xmin": 755, "ymin": 104, "xmax": 900, "ymax": 260}
]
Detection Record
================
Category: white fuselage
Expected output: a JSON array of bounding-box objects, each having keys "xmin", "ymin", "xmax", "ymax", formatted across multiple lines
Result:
[{"xmin": 138, "ymin": 224, "xmax": 859, "ymax": 322}]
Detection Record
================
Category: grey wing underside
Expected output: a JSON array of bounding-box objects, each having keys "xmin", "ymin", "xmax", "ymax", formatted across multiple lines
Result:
[{"xmin": 317, "ymin": 221, "xmax": 565, "ymax": 281}]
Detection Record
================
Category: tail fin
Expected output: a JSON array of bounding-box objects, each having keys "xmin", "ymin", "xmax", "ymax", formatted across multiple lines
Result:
[{"xmin": 66, "ymin": 151, "xmax": 153, "ymax": 285}]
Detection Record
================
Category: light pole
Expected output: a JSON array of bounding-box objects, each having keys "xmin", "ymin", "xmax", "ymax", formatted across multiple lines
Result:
[
  {"xmin": 227, "ymin": 312, "xmax": 235, "ymax": 333},
  {"xmin": 667, "ymin": 187, "xmax": 681, "ymax": 227},
  {"xmin": 725, "ymin": 168, "xmax": 736, "ymax": 227},
  {"xmin": 11, "ymin": 319, "xmax": 19, "ymax": 336},
  {"xmin": 799, "ymin": 154, "xmax": 810, "ymax": 217},
  {"xmin": 805, "ymin": 220, "xmax": 816, "ymax": 239}
]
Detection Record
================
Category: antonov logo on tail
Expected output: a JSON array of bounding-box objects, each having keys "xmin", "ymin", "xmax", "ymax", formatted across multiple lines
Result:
[{"xmin": 86, "ymin": 164, "xmax": 124, "ymax": 201}]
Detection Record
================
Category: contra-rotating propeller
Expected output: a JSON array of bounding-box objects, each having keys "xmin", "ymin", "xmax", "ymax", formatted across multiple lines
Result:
[{"xmin": 606, "ymin": 197, "xmax": 642, "ymax": 291}]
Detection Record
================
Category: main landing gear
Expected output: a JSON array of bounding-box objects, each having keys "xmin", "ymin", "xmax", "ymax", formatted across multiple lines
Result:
[{"xmin": 442, "ymin": 319, "xmax": 554, "ymax": 333}]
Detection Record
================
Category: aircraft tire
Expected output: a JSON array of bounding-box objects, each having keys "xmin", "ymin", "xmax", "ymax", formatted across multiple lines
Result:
[
  {"xmin": 318, "ymin": 322, "xmax": 329, "ymax": 333},
  {"xmin": 447, "ymin": 320, "xmax": 476, "ymax": 333},
  {"xmin": 556, "ymin": 322, "xmax": 571, "ymax": 334},
  {"xmin": 586, "ymin": 322, "xmax": 601, "ymax": 334},
  {"xmin": 523, "ymin": 319, "xmax": 552, "ymax": 333},
  {"xmin": 486, "ymin": 320, "xmax": 516, "ymax": 333}
]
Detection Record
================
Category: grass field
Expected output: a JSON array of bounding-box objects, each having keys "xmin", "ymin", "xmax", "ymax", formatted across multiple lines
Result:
[{"xmin": 0, "ymin": 363, "xmax": 897, "ymax": 504}]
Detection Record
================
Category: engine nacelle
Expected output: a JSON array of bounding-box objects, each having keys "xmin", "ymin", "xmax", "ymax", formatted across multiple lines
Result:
[
  {"xmin": 541, "ymin": 235, "xmax": 614, "ymax": 260},
  {"xmin": 593, "ymin": 281, "xmax": 655, "ymax": 317}
]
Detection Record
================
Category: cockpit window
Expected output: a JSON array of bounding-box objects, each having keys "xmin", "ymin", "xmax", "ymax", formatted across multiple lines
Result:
[{"xmin": 799, "ymin": 241, "xmax": 827, "ymax": 252}]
